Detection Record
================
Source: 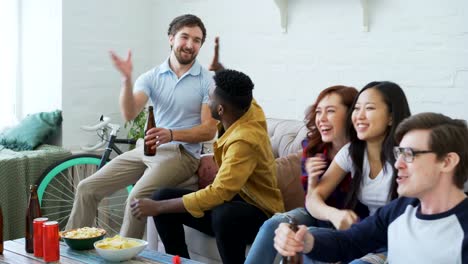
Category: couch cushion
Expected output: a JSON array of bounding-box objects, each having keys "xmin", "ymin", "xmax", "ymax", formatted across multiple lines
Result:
[
  {"xmin": 275, "ymin": 152, "xmax": 305, "ymax": 211},
  {"xmin": 266, "ymin": 118, "xmax": 308, "ymax": 158}
]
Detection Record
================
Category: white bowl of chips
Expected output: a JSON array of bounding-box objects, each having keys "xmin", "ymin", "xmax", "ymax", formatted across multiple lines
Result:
[{"xmin": 94, "ymin": 235, "xmax": 148, "ymax": 262}]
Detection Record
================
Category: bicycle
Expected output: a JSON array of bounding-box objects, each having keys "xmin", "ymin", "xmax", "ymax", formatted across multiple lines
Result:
[{"xmin": 36, "ymin": 115, "xmax": 137, "ymax": 236}]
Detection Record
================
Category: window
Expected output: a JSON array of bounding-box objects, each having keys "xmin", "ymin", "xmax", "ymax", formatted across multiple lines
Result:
[{"xmin": 0, "ymin": 0, "xmax": 19, "ymax": 131}]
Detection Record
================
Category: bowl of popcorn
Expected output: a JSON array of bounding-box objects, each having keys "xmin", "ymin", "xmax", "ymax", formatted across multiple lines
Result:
[
  {"xmin": 94, "ymin": 235, "xmax": 147, "ymax": 262},
  {"xmin": 60, "ymin": 227, "xmax": 106, "ymax": 250}
]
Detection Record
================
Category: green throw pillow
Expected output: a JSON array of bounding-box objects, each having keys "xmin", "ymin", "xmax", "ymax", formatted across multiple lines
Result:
[{"xmin": 0, "ymin": 110, "xmax": 62, "ymax": 151}]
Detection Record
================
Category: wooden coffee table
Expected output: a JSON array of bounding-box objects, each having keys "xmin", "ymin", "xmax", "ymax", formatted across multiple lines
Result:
[{"xmin": 0, "ymin": 238, "xmax": 203, "ymax": 263}]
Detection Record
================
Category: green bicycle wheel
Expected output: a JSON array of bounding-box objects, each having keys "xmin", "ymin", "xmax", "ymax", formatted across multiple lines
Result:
[{"xmin": 37, "ymin": 154, "xmax": 133, "ymax": 236}]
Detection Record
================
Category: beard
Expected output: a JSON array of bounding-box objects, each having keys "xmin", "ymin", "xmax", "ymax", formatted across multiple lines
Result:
[
  {"xmin": 209, "ymin": 101, "xmax": 221, "ymax": 121},
  {"xmin": 210, "ymin": 108, "xmax": 220, "ymax": 121},
  {"xmin": 174, "ymin": 47, "xmax": 197, "ymax": 65}
]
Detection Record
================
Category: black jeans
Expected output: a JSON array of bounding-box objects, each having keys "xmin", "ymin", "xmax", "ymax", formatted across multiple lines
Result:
[{"xmin": 151, "ymin": 188, "xmax": 269, "ymax": 264}]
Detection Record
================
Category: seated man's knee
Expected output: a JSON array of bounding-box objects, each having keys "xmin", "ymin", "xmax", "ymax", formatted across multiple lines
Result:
[
  {"xmin": 76, "ymin": 179, "xmax": 94, "ymax": 196},
  {"xmin": 211, "ymin": 205, "xmax": 234, "ymax": 234}
]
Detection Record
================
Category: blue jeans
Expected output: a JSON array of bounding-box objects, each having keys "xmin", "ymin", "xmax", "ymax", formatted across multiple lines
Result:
[
  {"xmin": 348, "ymin": 249, "xmax": 387, "ymax": 264},
  {"xmin": 245, "ymin": 207, "xmax": 327, "ymax": 264}
]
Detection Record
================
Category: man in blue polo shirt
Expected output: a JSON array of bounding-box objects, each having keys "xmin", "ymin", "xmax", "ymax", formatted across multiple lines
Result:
[
  {"xmin": 274, "ymin": 112, "xmax": 468, "ymax": 263},
  {"xmin": 66, "ymin": 14, "xmax": 217, "ymax": 238}
]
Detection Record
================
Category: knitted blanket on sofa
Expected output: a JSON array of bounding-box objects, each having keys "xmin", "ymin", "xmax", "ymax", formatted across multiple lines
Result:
[{"xmin": 0, "ymin": 144, "xmax": 71, "ymax": 240}]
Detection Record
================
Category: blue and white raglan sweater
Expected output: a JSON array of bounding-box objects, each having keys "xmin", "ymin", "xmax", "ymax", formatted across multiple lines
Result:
[{"xmin": 307, "ymin": 197, "xmax": 468, "ymax": 264}]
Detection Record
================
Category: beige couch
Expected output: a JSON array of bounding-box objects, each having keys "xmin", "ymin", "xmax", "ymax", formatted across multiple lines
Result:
[{"xmin": 146, "ymin": 118, "xmax": 308, "ymax": 263}]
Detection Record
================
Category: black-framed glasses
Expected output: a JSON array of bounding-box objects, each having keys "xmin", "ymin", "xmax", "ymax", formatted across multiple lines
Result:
[{"xmin": 393, "ymin": 147, "xmax": 435, "ymax": 163}]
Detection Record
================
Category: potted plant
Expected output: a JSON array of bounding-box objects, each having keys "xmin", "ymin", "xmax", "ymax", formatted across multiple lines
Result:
[{"xmin": 124, "ymin": 108, "xmax": 148, "ymax": 149}]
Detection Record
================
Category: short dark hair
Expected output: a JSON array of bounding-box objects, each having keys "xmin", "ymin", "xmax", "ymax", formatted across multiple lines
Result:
[
  {"xmin": 168, "ymin": 14, "xmax": 206, "ymax": 43},
  {"xmin": 395, "ymin": 112, "xmax": 468, "ymax": 189},
  {"xmin": 213, "ymin": 69, "xmax": 254, "ymax": 112}
]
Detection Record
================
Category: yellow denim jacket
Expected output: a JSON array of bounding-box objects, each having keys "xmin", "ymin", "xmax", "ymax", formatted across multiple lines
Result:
[{"xmin": 182, "ymin": 100, "xmax": 285, "ymax": 217}]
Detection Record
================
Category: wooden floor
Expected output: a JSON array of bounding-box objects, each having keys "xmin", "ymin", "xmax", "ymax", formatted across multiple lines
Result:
[{"xmin": 0, "ymin": 238, "xmax": 202, "ymax": 264}]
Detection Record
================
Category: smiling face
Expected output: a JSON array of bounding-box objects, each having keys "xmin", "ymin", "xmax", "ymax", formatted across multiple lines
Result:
[
  {"xmin": 394, "ymin": 129, "xmax": 441, "ymax": 198},
  {"xmin": 351, "ymin": 88, "xmax": 392, "ymax": 143},
  {"xmin": 315, "ymin": 93, "xmax": 349, "ymax": 146},
  {"xmin": 169, "ymin": 26, "xmax": 203, "ymax": 65}
]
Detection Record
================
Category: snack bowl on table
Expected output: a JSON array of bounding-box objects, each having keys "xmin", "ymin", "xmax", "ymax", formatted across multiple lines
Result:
[
  {"xmin": 60, "ymin": 227, "xmax": 106, "ymax": 250},
  {"xmin": 94, "ymin": 235, "xmax": 148, "ymax": 262}
]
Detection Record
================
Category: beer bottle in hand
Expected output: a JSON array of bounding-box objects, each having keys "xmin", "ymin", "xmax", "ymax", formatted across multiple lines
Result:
[
  {"xmin": 1, "ymin": 204, "xmax": 3, "ymax": 255},
  {"xmin": 282, "ymin": 217, "xmax": 303, "ymax": 264},
  {"xmin": 144, "ymin": 106, "xmax": 156, "ymax": 156},
  {"xmin": 25, "ymin": 185, "xmax": 41, "ymax": 253}
]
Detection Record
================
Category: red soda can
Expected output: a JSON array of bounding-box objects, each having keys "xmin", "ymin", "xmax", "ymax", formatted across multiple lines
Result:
[
  {"xmin": 33, "ymin": 217, "xmax": 48, "ymax": 257},
  {"xmin": 42, "ymin": 221, "xmax": 60, "ymax": 262}
]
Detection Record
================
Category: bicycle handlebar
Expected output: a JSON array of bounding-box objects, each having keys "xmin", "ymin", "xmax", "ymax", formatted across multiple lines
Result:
[
  {"xmin": 81, "ymin": 116, "xmax": 111, "ymax": 131},
  {"xmin": 80, "ymin": 116, "xmax": 124, "ymax": 151}
]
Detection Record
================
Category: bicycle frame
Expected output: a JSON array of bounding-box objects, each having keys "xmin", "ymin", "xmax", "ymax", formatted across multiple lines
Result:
[
  {"xmin": 80, "ymin": 115, "xmax": 139, "ymax": 169},
  {"xmin": 99, "ymin": 135, "xmax": 136, "ymax": 169}
]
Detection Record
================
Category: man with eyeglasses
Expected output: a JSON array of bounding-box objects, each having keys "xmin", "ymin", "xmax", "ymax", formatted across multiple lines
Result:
[{"xmin": 274, "ymin": 112, "xmax": 468, "ymax": 263}]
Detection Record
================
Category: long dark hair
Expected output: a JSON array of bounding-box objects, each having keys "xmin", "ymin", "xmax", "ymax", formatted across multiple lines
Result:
[
  {"xmin": 344, "ymin": 81, "xmax": 411, "ymax": 209},
  {"xmin": 304, "ymin": 86, "xmax": 358, "ymax": 157}
]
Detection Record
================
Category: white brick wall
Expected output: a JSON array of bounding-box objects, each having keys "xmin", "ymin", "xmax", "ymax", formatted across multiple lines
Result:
[
  {"xmin": 21, "ymin": 0, "xmax": 468, "ymax": 149},
  {"xmin": 61, "ymin": 0, "xmax": 155, "ymax": 149},
  {"xmin": 21, "ymin": 0, "xmax": 62, "ymax": 118},
  {"xmin": 153, "ymin": 0, "xmax": 468, "ymax": 121}
]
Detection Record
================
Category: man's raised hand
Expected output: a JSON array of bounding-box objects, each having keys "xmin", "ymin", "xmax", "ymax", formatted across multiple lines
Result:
[
  {"xmin": 109, "ymin": 50, "xmax": 133, "ymax": 80},
  {"xmin": 208, "ymin": 37, "xmax": 224, "ymax": 72}
]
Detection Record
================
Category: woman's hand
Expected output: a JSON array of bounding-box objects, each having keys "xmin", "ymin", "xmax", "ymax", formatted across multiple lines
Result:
[
  {"xmin": 305, "ymin": 154, "xmax": 327, "ymax": 189},
  {"xmin": 329, "ymin": 209, "xmax": 359, "ymax": 230}
]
